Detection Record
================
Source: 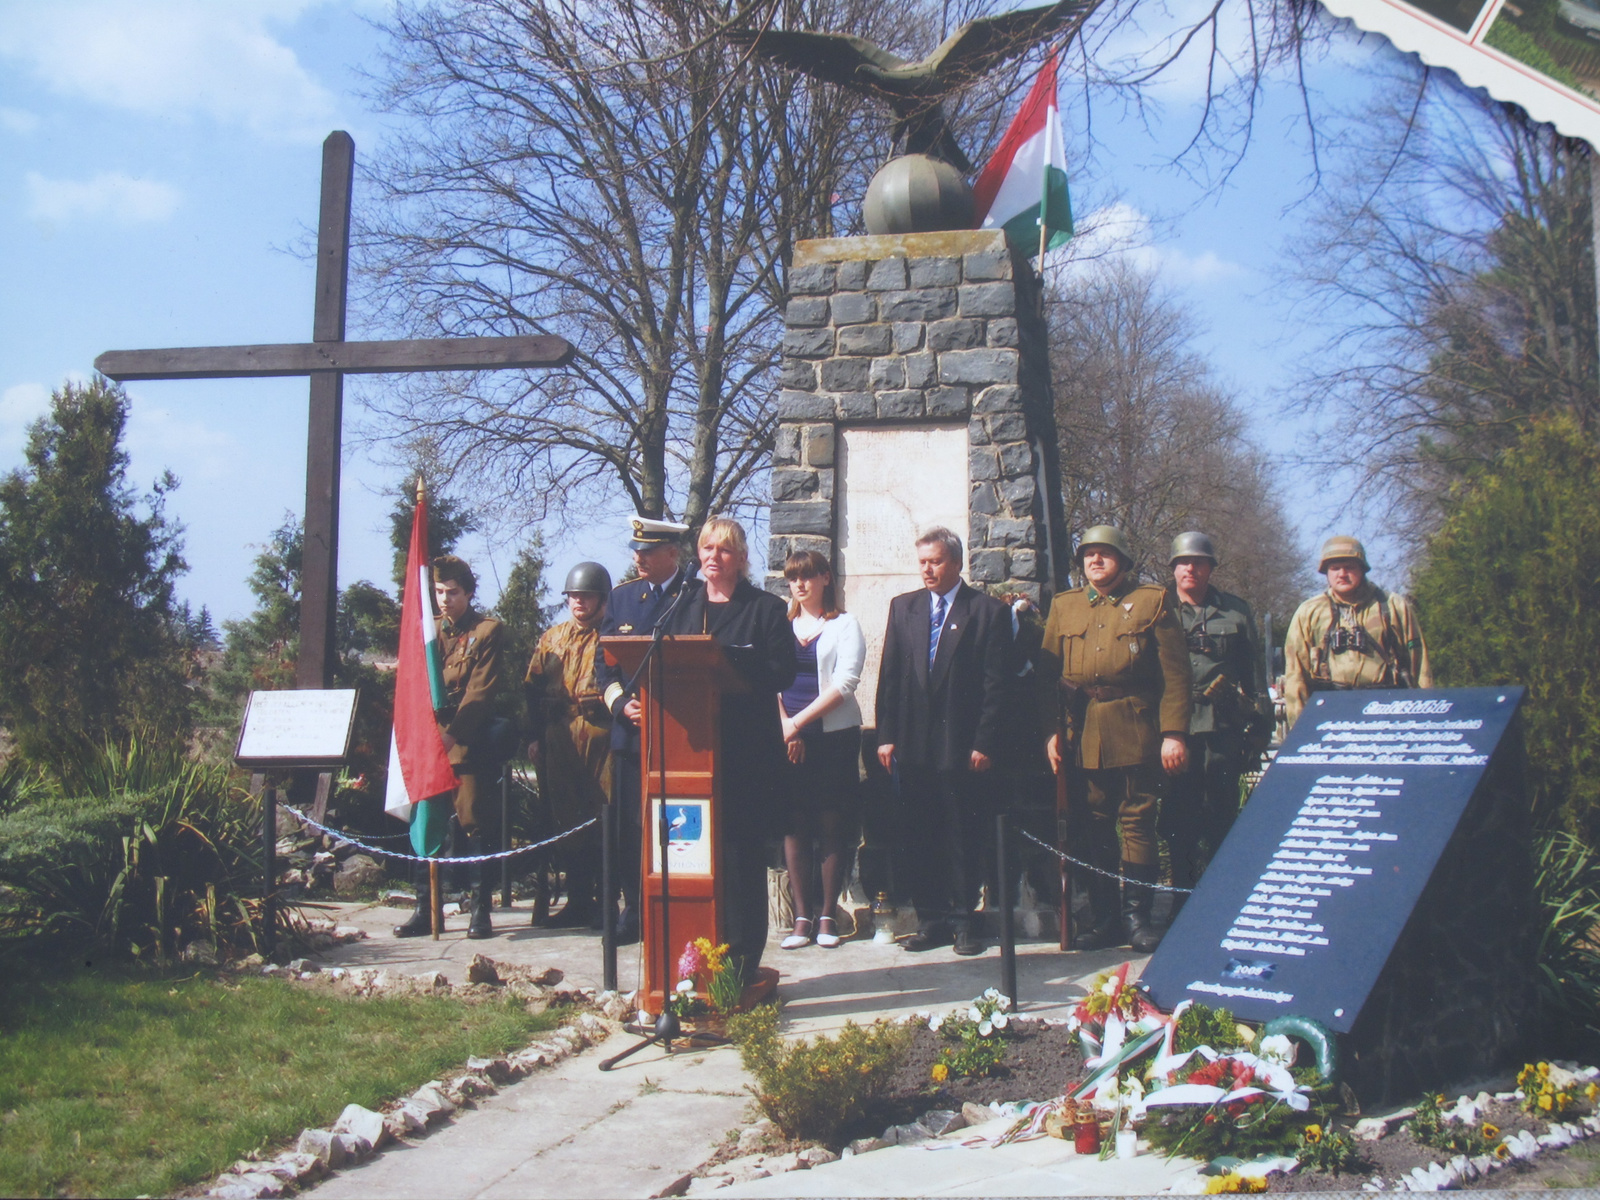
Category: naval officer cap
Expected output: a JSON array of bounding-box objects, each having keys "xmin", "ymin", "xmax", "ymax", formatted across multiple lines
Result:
[{"xmin": 628, "ymin": 516, "xmax": 690, "ymax": 551}]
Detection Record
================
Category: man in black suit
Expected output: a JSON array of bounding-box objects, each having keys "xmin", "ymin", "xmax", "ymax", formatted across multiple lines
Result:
[
  {"xmin": 597, "ymin": 516, "xmax": 690, "ymax": 943},
  {"xmin": 875, "ymin": 526, "xmax": 1013, "ymax": 955}
]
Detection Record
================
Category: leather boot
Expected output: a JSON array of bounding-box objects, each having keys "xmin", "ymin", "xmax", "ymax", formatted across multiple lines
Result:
[
  {"xmin": 394, "ymin": 860, "xmax": 434, "ymax": 937},
  {"xmin": 1073, "ymin": 843, "xmax": 1127, "ymax": 951},
  {"xmin": 464, "ymin": 831, "xmax": 496, "ymax": 940},
  {"xmin": 1122, "ymin": 862, "xmax": 1162, "ymax": 953}
]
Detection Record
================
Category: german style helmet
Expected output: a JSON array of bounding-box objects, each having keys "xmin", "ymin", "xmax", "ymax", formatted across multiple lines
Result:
[
  {"xmin": 1317, "ymin": 535, "xmax": 1369, "ymax": 574},
  {"xmin": 1077, "ymin": 524, "xmax": 1134, "ymax": 564},
  {"xmin": 1169, "ymin": 531, "xmax": 1218, "ymax": 567},
  {"xmin": 562, "ymin": 561, "xmax": 613, "ymax": 598}
]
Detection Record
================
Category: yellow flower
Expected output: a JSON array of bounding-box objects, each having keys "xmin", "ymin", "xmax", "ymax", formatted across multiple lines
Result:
[
  {"xmin": 1495, "ymin": 1143, "xmax": 1512, "ymax": 1160},
  {"xmin": 1540, "ymin": 1092, "xmax": 1554, "ymax": 1111},
  {"xmin": 1204, "ymin": 1173, "xmax": 1242, "ymax": 1193},
  {"xmin": 1588, "ymin": 1082, "xmax": 1599, "ymax": 1104},
  {"xmin": 1539, "ymin": 1062, "xmax": 1551, "ymax": 1077},
  {"xmin": 1243, "ymin": 1179, "xmax": 1268, "ymax": 1194},
  {"xmin": 1482, "ymin": 1123, "xmax": 1500, "ymax": 1140},
  {"xmin": 1303, "ymin": 1124, "xmax": 1323, "ymax": 1144},
  {"xmin": 931, "ymin": 1062, "xmax": 949, "ymax": 1083}
]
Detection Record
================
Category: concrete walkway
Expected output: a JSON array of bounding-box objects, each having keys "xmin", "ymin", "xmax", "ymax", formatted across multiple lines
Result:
[{"xmin": 299, "ymin": 898, "xmax": 1182, "ymax": 1198}]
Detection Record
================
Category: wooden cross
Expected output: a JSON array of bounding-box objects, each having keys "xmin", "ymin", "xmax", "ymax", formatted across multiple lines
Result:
[{"xmin": 97, "ymin": 131, "xmax": 573, "ymax": 689}]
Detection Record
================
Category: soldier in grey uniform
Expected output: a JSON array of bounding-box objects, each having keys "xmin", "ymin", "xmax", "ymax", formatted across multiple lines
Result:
[{"xmin": 1159, "ymin": 532, "xmax": 1267, "ymax": 915}]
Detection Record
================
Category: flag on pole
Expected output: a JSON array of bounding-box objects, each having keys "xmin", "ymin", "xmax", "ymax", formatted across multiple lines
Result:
[
  {"xmin": 972, "ymin": 50, "xmax": 1073, "ymax": 256},
  {"xmin": 384, "ymin": 483, "xmax": 457, "ymax": 857}
]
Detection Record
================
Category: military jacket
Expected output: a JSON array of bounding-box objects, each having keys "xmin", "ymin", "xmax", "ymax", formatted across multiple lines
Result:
[
  {"xmin": 1038, "ymin": 578, "xmax": 1192, "ymax": 770},
  {"xmin": 1169, "ymin": 585, "xmax": 1262, "ymax": 736},
  {"xmin": 435, "ymin": 609, "xmax": 502, "ymax": 767},
  {"xmin": 1283, "ymin": 583, "xmax": 1432, "ymax": 728}
]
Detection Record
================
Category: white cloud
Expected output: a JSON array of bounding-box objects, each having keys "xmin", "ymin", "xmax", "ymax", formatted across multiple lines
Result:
[
  {"xmin": 0, "ymin": 1, "xmax": 336, "ymax": 140},
  {"xmin": 0, "ymin": 382, "xmax": 52, "ymax": 461},
  {"xmin": 0, "ymin": 106, "xmax": 38, "ymax": 134},
  {"xmin": 125, "ymin": 403, "xmax": 237, "ymax": 483},
  {"xmin": 26, "ymin": 170, "xmax": 181, "ymax": 225},
  {"xmin": 1052, "ymin": 202, "xmax": 1246, "ymax": 285}
]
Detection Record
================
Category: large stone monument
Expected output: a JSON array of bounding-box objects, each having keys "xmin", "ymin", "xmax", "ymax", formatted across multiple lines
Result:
[{"xmin": 766, "ymin": 229, "xmax": 1066, "ymax": 722}]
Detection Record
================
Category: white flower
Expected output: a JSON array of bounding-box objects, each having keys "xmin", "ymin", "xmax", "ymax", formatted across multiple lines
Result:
[
  {"xmin": 978, "ymin": 1020, "xmax": 993, "ymax": 1036},
  {"xmin": 998, "ymin": 994, "xmax": 1013, "ymax": 1011},
  {"xmin": 1257, "ymin": 1034, "xmax": 1296, "ymax": 1067},
  {"xmin": 675, "ymin": 978, "xmax": 695, "ymax": 993},
  {"xmin": 1101, "ymin": 978, "xmax": 1119, "ymax": 996},
  {"xmin": 928, "ymin": 1014, "xmax": 944, "ymax": 1032},
  {"xmin": 993, "ymin": 1012, "xmax": 1010, "ymax": 1030},
  {"xmin": 969, "ymin": 1006, "xmax": 983, "ymax": 1023},
  {"xmin": 984, "ymin": 987, "xmax": 1000, "ymax": 1001}
]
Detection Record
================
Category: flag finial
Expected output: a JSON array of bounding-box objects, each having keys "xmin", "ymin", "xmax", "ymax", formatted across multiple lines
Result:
[{"xmin": 416, "ymin": 476, "xmax": 425, "ymax": 504}]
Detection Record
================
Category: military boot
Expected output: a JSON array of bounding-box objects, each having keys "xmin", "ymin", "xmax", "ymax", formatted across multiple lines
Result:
[
  {"xmin": 1072, "ymin": 854, "xmax": 1126, "ymax": 951},
  {"xmin": 463, "ymin": 830, "xmax": 496, "ymax": 940},
  {"xmin": 394, "ymin": 860, "xmax": 435, "ymax": 938},
  {"xmin": 1122, "ymin": 862, "xmax": 1163, "ymax": 954}
]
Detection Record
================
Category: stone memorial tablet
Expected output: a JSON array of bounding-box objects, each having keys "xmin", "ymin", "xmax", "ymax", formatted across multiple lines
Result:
[
  {"xmin": 1139, "ymin": 686, "xmax": 1536, "ymax": 1103},
  {"xmin": 235, "ymin": 688, "xmax": 359, "ymax": 768}
]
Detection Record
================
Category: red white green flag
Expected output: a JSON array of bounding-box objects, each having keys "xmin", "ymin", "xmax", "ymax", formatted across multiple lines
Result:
[
  {"xmin": 972, "ymin": 50, "xmax": 1073, "ymax": 256},
  {"xmin": 384, "ymin": 487, "xmax": 456, "ymax": 856}
]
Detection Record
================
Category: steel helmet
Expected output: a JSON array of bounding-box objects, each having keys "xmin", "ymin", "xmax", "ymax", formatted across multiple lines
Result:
[
  {"xmin": 1077, "ymin": 525, "xmax": 1134, "ymax": 565},
  {"xmin": 1317, "ymin": 535, "xmax": 1369, "ymax": 574},
  {"xmin": 1169, "ymin": 531, "xmax": 1218, "ymax": 567},
  {"xmin": 562, "ymin": 561, "xmax": 613, "ymax": 598}
]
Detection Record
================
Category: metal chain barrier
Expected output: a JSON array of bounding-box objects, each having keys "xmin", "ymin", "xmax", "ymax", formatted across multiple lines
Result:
[
  {"xmin": 277, "ymin": 801, "xmax": 597, "ymax": 865},
  {"xmin": 1017, "ymin": 828, "xmax": 1194, "ymax": 894}
]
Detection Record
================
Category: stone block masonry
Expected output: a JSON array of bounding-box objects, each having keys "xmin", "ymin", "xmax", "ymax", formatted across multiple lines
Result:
[{"xmin": 767, "ymin": 230, "xmax": 1067, "ymax": 605}]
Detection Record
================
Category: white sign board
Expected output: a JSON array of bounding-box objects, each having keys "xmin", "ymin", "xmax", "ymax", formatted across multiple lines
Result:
[
  {"xmin": 1323, "ymin": 0, "xmax": 1600, "ymax": 147},
  {"xmin": 836, "ymin": 425, "xmax": 970, "ymax": 728},
  {"xmin": 235, "ymin": 689, "xmax": 359, "ymax": 767},
  {"xmin": 650, "ymin": 798, "xmax": 714, "ymax": 876}
]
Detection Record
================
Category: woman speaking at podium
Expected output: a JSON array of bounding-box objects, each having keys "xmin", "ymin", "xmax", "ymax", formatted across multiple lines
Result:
[{"xmin": 663, "ymin": 517, "xmax": 796, "ymax": 981}]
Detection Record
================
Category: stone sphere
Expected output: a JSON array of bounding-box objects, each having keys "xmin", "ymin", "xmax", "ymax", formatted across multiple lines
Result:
[{"xmin": 862, "ymin": 155, "xmax": 975, "ymax": 236}]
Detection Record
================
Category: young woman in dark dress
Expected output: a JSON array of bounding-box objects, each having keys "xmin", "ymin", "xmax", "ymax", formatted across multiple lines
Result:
[{"xmin": 777, "ymin": 551, "xmax": 865, "ymax": 949}]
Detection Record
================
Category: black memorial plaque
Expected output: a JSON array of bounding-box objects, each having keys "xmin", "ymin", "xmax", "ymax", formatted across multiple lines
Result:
[{"xmin": 1142, "ymin": 687, "xmax": 1529, "ymax": 1042}]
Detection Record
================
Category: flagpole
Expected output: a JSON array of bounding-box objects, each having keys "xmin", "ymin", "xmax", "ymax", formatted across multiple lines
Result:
[{"xmin": 418, "ymin": 474, "xmax": 444, "ymax": 942}]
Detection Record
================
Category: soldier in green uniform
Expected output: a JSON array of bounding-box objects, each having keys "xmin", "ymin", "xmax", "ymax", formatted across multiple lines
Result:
[
  {"xmin": 1283, "ymin": 536, "xmax": 1432, "ymax": 729},
  {"xmin": 1039, "ymin": 526, "xmax": 1192, "ymax": 952},
  {"xmin": 1159, "ymin": 532, "xmax": 1267, "ymax": 916},
  {"xmin": 394, "ymin": 554, "xmax": 505, "ymax": 940}
]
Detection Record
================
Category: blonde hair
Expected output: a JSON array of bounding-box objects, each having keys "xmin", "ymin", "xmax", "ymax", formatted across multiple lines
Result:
[{"xmin": 698, "ymin": 516, "xmax": 749, "ymax": 579}]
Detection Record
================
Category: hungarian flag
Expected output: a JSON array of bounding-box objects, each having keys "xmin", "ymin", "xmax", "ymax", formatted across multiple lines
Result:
[
  {"xmin": 972, "ymin": 50, "xmax": 1073, "ymax": 256},
  {"xmin": 384, "ymin": 487, "xmax": 456, "ymax": 857}
]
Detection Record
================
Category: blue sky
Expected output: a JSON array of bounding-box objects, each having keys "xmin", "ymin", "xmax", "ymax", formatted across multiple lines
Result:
[{"xmin": 0, "ymin": 1, "xmax": 1426, "ymax": 623}]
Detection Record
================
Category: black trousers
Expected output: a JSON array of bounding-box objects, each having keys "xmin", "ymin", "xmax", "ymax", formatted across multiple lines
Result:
[
  {"xmin": 614, "ymin": 750, "xmax": 644, "ymax": 908},
  {"xmin": 1159, "ymin": 734, "xmax": 1244, "ymax": 888},
  {"xmin": 899, "ymin": 764, "xmax": 991, "ymax": 929}
]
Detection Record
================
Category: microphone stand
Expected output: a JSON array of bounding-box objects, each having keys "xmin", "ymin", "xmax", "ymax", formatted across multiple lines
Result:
[{"xmin": 601, "ymin": 575, "xmax": 693, "ymax": 1071}]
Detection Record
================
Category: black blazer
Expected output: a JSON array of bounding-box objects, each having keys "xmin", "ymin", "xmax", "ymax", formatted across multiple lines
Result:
[
  {"xmin": 875, "ymin": 582, "xmax": 1013, "ymax": 772},
  {"xmin": 596, "ymin": 567, "xmax": 690, "ymax": 751},
  {"xmin": 663, "ymin": 577, "xmax": 797, "ymax": 836}
]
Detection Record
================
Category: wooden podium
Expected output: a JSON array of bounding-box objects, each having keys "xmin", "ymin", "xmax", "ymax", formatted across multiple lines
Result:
[{"xmin": 600, "ymin": 634, "xmax": 746, "ymax": 1016}]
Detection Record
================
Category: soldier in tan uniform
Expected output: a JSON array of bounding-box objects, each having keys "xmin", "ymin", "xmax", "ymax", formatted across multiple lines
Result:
[
  {"xmin": 1039, "ymin": 526, "xmax": 1191, "ymax": 952},
  {"xmin": 525, "ymin": 561, "xmax": 614, "ymax": 928},
  {"xmin": 1283, "ymin": 536, "xmax": 1432, "ymax": 729},
  {"xmin": 395, "ymin": 554, "xmax": 505, "ymax": 940}
]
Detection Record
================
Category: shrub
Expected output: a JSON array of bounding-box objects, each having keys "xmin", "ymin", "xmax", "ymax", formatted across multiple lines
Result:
[
  {"xmin": 0, "ymin": 740, "xmax": 268, "ymax": 959},
  {"xmin": 1296, "ymin": 1123, "xmax": 1361, "ymax": 1175},
  {"xmin": 728, "ymin": 1003, "xmax": 911, "ymax": 1142},
  {"xmin": 1532, "ymin": 830, "xmax": 1600, "ymax": 1055}
]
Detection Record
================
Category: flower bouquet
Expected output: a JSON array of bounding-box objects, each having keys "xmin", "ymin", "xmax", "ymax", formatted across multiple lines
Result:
[{"xmin": 670, "ymin": 937, "xmax": 744, "ymax": 1028}]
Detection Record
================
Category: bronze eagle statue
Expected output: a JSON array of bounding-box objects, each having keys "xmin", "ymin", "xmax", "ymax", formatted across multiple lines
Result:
[{"xmin": 726, "ymin": 0, "xmax": 1098, "ymax": 174}]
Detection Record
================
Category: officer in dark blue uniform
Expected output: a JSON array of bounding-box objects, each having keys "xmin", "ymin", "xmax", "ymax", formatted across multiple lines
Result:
[{"xmin": 597, "ymin": 516, "xmax": 691, "ymax": 944}]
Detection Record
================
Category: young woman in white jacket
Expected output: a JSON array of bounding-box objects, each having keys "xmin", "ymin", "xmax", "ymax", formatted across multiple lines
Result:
[{"xmin": 776, "ymin": 550, "xmax": 865, "ymax": 949}]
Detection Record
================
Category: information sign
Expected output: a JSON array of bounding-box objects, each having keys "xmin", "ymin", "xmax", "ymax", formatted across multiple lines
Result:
[
  {"xmin": 234, "ymin": 688, "xmax": 359, "ymax": 769},
  {"xmin": 1140, "ymin": 686, "xmax": 1526, "ymax": 1032}
]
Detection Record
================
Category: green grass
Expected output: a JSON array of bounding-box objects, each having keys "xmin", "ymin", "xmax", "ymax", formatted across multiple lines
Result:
[{"xmin": 0, "ymin": 965, "xmax": 562, "ymax": 1198}]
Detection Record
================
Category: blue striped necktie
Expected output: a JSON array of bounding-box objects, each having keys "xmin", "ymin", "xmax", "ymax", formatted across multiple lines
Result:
[{"xmin": 929, "ymin": 594, "xmax": 946, "ymax": 667}]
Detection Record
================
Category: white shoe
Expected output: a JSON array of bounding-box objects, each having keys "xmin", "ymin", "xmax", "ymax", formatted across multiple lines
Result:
[
  {"xmin": 815, "ymin": 916, "xmax": 841, "ymax": 948},
  {"xmin": 781, "ymin": 918, "xmax": 813, "ymax": 950}
]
